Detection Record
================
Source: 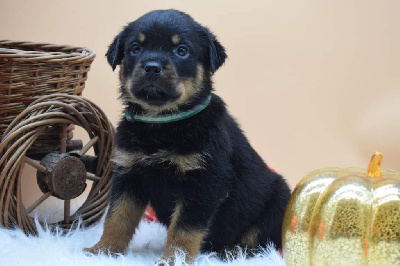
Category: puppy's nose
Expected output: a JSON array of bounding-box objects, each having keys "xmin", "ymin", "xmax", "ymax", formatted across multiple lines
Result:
[{"xmin": 143, "ymin": 61, "xmax": 163, "ymax": 76}]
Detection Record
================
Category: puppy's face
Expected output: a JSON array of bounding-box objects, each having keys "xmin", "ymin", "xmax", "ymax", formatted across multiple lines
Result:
[{"xmin": 106, "ymin": 10, "xmax": 227, "ymax": 113}]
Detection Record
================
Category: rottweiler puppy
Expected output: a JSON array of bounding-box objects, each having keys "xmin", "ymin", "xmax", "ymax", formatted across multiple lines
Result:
[{"xmin": 85, "ymin": 9, "xmax": 291, "ymax": 264}]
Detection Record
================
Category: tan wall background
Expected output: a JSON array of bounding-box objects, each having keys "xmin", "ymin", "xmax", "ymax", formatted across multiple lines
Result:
[{"xmin": 1, "ymin": 0, "xmax": 399, "ymax": 203}]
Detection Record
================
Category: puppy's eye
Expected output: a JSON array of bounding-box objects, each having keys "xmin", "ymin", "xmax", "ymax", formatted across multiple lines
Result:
[
  {"xmin": 175, "ymin": 45, "xmax": 188, "ymax": 57},
  {"xmin": 130, "ymin": 44, "xmax": 141, "ymax": 55}
]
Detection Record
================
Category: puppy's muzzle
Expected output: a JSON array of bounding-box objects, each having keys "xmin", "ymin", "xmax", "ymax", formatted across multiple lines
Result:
[
  {"xmin": 138, "ymin": 85, "xmax": 168, "ymax": 102},
  {"xmin": 143, "ymin": 60, "xmax": 163, "ymax": 79},
  {"xmin": 132, "ymin": 59, "xmax": 180, "ymax": 106}
]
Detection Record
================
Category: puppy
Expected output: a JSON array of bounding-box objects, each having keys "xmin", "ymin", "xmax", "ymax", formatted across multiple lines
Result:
[{"xmin": 85, "ymin": 9, "xmax": 291, "ymax": 264}]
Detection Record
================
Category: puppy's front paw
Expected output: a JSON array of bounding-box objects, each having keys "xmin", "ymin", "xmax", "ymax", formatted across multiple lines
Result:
[
  {"xmin": 155, "ymin": 259, "xmax": 170, "ymax": 266},
  {"xmin": 83, "ymin": 243, "xmax": 123, "ymax": 256},
  {"xmin": 156, "ymin": 256, "xmax": 176, "ymax": 266},
  {"xmin": 158, "ymin": 252, "xmax": 195, "ymax": 266},
  {"xmin": 84, "ymin": 246, "xmax": 101, "ymax": 255}
]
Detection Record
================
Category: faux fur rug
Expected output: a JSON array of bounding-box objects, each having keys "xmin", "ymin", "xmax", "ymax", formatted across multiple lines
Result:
[{"xmin": 0, "ymin": 218, "xmax": 286, "ymax": 266}]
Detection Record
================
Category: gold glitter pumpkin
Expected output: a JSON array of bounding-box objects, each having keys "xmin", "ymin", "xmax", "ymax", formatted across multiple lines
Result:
[{"xmin": 282, "ymin": 152, "xmax": 400, "ymax": 266}]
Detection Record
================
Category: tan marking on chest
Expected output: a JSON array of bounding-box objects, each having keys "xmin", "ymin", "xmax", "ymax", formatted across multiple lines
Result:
[{"xmin": 112, "ymin": 148, "xmax": 208, "ymax": 173}]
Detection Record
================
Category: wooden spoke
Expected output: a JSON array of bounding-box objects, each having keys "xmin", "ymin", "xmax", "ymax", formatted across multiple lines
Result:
[
  {"xmin": 60, "ymin": 124, "xmax": 68, "ymax": 153},
  {"xmin": 78, "ymin": 136, "xmax": 99, "ymax": 156},
  {"xmin": 24, "ymin": 156, "xmax": 47, "ymax": 173},
  {"xmin": 26, "ymin": 192, "xmax": 52, "ymax": 214},
  {"xmin": 86, "ymin": 173, "xmax": 101, "ymax": 182},
  {"xmin": 67, "ymin": 124, "xmax": 75, "ymax": 133},
  {"xmin": 64, "ymin": 200, "xmax": 70, "ymax": 224}
]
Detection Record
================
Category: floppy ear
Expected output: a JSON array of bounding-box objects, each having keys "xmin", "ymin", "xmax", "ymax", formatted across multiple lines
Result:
[
  {"xmin": 207, "ymin": 32, "xmax": 227, "ymax": 74},
  {"xmin": 106, "ymin": 33, "xmax": 124, "ymax": 71}
]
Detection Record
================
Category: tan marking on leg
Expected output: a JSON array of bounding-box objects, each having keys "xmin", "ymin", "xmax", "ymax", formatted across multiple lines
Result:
[
  {"xmin": 138, "ymin": 33, "xmax": 146, "ymax": 43},
  {"xmin": 171, "ymin": 34, "xmax": 181, "ymax": 45},
  {"xmin": 240, "ymin": 226, "xmax": 260, "ymax": 248},
  {"xmin": 84, "ymin": 196, "xmax": 146, "ymax": 255},
  {"xmin": 163, "ymin": 203, "xmax": 207, "ymax": 264}
]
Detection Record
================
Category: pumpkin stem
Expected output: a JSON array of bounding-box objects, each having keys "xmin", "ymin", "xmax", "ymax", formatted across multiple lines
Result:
[{"xmin": 367, "ymin": 151, "xmax": 383, "ymax": 178}]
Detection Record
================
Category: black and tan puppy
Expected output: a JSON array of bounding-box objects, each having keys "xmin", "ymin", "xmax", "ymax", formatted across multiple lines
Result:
[{"xmin": 86, "ymin": 9, "xmax": 291, "ymax": 263}]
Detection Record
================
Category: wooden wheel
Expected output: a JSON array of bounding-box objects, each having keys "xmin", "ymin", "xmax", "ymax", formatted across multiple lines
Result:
[{"xmin": 0, "ymin": 94, "xmax": 114, "ymax": 234}]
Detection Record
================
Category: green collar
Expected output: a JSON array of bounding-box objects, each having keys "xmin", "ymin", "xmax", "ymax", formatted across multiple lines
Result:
[{"xmin": 125, "ymin": 94, "xmax": 212, "ymax": 123}]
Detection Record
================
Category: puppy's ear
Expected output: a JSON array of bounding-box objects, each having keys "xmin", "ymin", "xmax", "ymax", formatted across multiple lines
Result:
[
  {"xmin": 106, "ymin": 33, "xmax": 124, "ymax": 71},
  {"xmin": 207, "ymin": 31, "xmax": 227, "ymax": 74}
]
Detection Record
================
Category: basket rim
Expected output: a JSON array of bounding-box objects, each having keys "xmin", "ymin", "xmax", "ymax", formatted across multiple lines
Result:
[{"xmin": 0, "ymin": 40, "xmax": 96, "ymax": 63}]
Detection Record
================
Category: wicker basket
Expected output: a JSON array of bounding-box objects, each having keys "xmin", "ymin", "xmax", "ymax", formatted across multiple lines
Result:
[{"xmin": 0, "ymin": 40, "xmax": 95, "ymax": 137}]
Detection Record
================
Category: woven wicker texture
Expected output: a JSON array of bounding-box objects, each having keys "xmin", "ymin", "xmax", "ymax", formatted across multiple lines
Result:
[
  {"xmin": 0, "ymin": 94, "xmax": 114, "ymax": 234},
  {"xmin": 0, "ymin": 40, "xmax": 95, "ymax": 138}
]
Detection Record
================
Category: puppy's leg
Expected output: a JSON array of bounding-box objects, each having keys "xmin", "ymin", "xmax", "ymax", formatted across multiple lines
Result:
[
  {"xmin": 162, "ymin": 203, "xmax": 207, "ymax": 264},
  {"xmin": 85, "ymin": 170, "xmax": 148, "ymax": 255},
  {"xmin": 161, "ymin": 172, "xmax": 228, "ymax": 265}
]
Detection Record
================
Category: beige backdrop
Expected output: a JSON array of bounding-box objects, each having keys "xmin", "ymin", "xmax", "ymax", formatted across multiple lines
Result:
[{"xmin": 1, "ymin": 0, "xmax": 399, "ymax": 197}]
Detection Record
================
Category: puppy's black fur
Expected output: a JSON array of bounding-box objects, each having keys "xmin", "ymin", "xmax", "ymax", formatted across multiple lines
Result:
[{"xmin": 87, "ymin": 9, "xmax": 291, "ymax": 262}]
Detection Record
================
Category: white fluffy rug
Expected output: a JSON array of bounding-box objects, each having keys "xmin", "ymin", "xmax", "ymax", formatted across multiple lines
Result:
[{"xmin": 0, "ymin": 217, "xmax": 286, "ymax": 266}]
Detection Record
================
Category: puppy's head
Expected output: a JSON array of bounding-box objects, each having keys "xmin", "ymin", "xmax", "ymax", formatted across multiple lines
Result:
[{"xmin": 106, "ymin": 9, "xmax": 227, "ymax": 113}]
